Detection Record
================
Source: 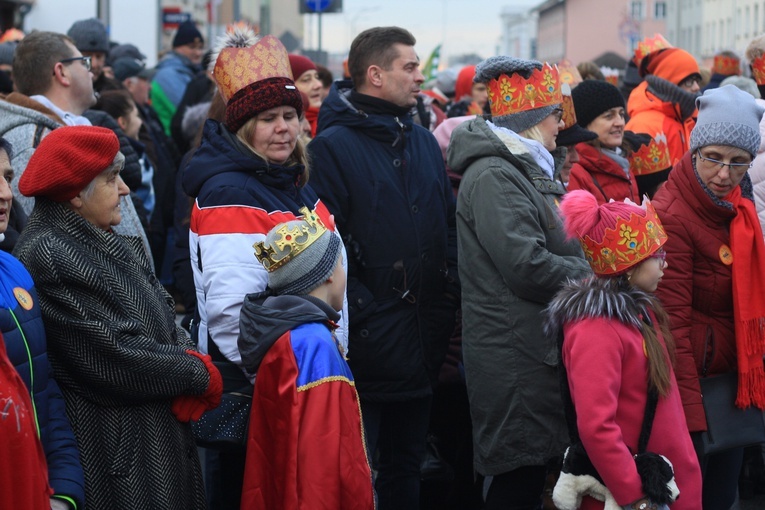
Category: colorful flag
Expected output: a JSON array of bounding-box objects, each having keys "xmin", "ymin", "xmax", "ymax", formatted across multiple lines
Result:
[{"xmin": 421, "ymin": 44, "xmax": 441, "ymax": 85}]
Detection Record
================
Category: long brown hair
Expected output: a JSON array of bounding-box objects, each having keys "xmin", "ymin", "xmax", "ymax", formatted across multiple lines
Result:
[{"xmin": 639, "ymin": 293, "xmax": 676, "ymax": 397}]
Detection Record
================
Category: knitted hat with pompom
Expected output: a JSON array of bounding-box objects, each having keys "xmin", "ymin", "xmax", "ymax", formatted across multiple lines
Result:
[{"xmin": 559, "ymin": 190, "xmax": 667, "ymax": 275}]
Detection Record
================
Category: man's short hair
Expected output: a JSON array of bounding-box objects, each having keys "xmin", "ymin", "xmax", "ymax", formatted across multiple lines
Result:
[
  {"xmin": 348, "ymin": 26, "xmax": 416, "ymax": 88},
  {"xmin": 13, "ymin": 31, "xmax": 75, "ymax": 96}
]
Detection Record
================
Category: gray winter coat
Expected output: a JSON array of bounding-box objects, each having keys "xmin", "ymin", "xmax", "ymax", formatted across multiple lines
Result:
[
  {"xmin": 448, "ymin": 117, "xmax": 590, "ymax": 475},
  {"xmin": 14, "ymin": 198, "xmax": 210, "ymax": 510}
]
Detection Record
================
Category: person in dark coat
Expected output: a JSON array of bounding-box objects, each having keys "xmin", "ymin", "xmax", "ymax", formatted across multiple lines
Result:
[
  {"xmin": 14, "ymin": 126, "xmax": 222, "ymax": 510},
  {"xmin": 308, "ymin": 26, "xmax": 459, "ymax": 510},
  {"xmin": 447, "ymin": 56, "xmax": 591, "ymax": 509},
  {"xmin": 0, "ymin": 137, "xmax": 85, "ymax": 510},
  {"xmin": 654, "ymin": 85, "xmax": 765, "ymax": 510}
]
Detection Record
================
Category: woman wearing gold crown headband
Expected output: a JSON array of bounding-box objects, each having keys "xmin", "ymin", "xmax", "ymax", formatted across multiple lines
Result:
[
  {"xmin": 181, "ymin": 26, "xmax": 347, "ymax": 509},
  {"xmin": 546, "ymin": 190, "xmax": 702, "ymax": 510},
  {"xmin": 447, "ymin": 55, "xmax": 591, "ymax": 509}
]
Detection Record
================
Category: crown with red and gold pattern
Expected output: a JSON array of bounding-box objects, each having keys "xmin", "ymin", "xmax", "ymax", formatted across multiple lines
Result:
[
  {"xmin": 487, "ymin": 63, "xmax": 562, "ymax": 118},
  {"xmin": 579, "ymin": 199, "xmax": 668, "ymax": 276},
  {"xmin": 752, "ymin": 54, "xmax": 765, "ymax": 85},
  {"xmin": 557, "ymin": 59, "xmax": 582, "ymax": 87},
  {"xmin": 560, "ymin": 83, "xmax": 577, "ymax": 130},
  {"xmin": 628, "ymin": 133, "xmax": 672, "ymax": 176},
  {"xmin": 213, "ymin": 34, "xmax": 294, "ymax": 103},
  {"xmin": 712, "ymin": 54, "xmax": 741, "ymax": 76},
  {"xmin": 633, "ymin": 33, "xmax": 673, "ymax": 68}
]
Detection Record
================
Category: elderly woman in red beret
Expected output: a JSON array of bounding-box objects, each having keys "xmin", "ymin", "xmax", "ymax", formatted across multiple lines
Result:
[{"xmin": 13, "ymin": 125, "xmax": 222, "ymax": 510}]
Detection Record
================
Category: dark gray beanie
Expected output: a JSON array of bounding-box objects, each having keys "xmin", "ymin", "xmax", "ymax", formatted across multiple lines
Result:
[
  {"xmin": 109, "ymin": 43, "xmax": 146, "ymax": 65},
  {"xmin": 257, "ymin": 215, "xmax": 342, "ymax": 296},
  {"xmin": 475, "ymin": 55, "xmax": 558, "ymax": 133},
  {"xmin": 67, "ymin": 18, "xmax": 109, "ymax": 54},
  {"xmin": 690, "ymin": 85, "xmax": 765, "ymax": 158}
]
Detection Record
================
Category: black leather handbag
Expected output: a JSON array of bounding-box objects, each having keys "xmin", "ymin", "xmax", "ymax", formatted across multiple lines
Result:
[{"xmin": 698, "ymin": 372, "xmax": 765, "ymax": 455}]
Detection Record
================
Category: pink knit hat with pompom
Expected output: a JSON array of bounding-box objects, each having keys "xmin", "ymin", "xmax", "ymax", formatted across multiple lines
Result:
[{"xmin": 559, "ymin": 190, "xmax": 667, "ymax": 275}]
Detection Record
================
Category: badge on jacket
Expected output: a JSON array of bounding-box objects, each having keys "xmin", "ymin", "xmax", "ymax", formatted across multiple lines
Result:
[{"xmin": 13, "ymin": 287, "xmax": 33, "ymax": 311}]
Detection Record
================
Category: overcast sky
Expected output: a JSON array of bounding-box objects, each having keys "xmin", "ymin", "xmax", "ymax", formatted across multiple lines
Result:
[{"xmin": 301, "ymin": 0, "xmax": 538, "ymax": 65}]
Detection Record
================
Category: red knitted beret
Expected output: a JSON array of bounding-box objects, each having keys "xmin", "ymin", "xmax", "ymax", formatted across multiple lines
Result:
[
  {"xmin": 224, "ymin": 76, "xmax": 304, "ymax": 133},
  {"xmin": 19, "ymin": 126, "xmax": 120, "ymax": 202},
  {"xmin": 288, "ymin": 54, "xmax": 317, "ymax": 81}
]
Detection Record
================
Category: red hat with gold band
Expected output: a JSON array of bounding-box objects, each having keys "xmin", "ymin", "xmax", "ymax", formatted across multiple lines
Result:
[
  {"xmin": 475, "ymin": 56, "xmax": 562, "ymax": 134},
  {"xmin": 557, "ymin": 59, "xmax": 582, "ymax": 88},
  {"xmin": 486, "ymin": 62, "xmax": 562, "ymax": 118},
  {"xmin": 712, "ymin": 53, "xmax": 741, "ymax": 76},
  {"xmin": 633, "ymin": 33, "xmax": 673, "ymax": 69},
  {"xmin": 628, "ymin": 132, "xmax": 672, "ymax": 176},
  {"xmin": 560, "ymin": 190, "xmax": 668, "ymax": 276}
]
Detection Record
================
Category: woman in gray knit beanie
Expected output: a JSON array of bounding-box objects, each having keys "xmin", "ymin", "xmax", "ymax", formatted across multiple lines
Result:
[
  {"xmin": 652, "ymin": 84, "xmax": 765, "ymax": 510},
  {"xmin": 447, "ymin": 56, "xmax": 592, "ymax": 510}
]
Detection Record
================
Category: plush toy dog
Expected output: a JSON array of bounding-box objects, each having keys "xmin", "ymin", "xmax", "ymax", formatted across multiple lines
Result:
[{"xmin": 553, "ymin": 443, "xmax": 679, "ymax": 510}]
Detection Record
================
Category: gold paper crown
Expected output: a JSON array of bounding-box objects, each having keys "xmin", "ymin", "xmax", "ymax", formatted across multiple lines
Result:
[
  {"xmin": 487, "ymin": 63, "xmax": 562, "ymax": 118},
  {"xmin": 213, "ymin": 34, "xmax": 293, "ymax": 103},
  {"xmin": 712, "ymin": 54, "xmax": 740, "ymax": 75},
  {"xmin": 633, "ymin": 34, "xmax": 673, "ymax": 68},
  {"xmin": 580, "ymin": 200, "xmax": 668, "ymax": 275},
  {"xmin": 557, "ymin": 59, "xmax": 582, "ymax": 87},
  {"xmin": 560, "ymin": 83, "xmax": 577, "ymax": 130},
  {"xmin": 253, "ymin": 207, "xmax": 328, "ymax": 272},
  {"xmin": 754, "ymin": 54, "xmax": 765, "ymax": 86},
  {"xmin": 628, "ymin": 133, "xmax": 672, "ymax": 176}
]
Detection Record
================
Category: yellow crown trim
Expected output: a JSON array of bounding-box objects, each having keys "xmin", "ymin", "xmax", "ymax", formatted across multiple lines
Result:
[{"xmin": 253, "ymin": 207, "xmax": 328, "ymax": 271}]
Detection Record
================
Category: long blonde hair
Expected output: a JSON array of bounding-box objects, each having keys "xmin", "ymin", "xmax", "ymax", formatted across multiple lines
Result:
[{"xmin": 235, "ymin": 116, "xmax": 310, "ymax": 187}]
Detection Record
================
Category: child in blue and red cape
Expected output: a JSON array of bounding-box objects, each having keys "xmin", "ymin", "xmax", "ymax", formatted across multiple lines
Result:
[{"xmin": 237, "ymin": 208, "xmax": 374, "ymax": 510}]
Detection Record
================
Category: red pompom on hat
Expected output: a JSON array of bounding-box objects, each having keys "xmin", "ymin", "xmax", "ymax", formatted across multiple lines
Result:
[
  {"xmin": 19, "ymin": 126, "xmax": 120, "ymax": 202},
  {"xmin": 559, "ymin": 190, "xmax": 668, "ymax": 275},
  {"xmin": 288, "ymin": 54, "xmax": 317, "ymax": 81}
]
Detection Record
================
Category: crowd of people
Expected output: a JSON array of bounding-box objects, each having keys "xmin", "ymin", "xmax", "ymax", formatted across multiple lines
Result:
[{"xmin": 0, "ymin": 14, "xmax": 764, "ymax": 510}]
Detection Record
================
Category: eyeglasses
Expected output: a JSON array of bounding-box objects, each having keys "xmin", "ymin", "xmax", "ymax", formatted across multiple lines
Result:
[
  {"xmin": 551, "ymin": 107, "xmax": 564, "ymax": 122},
  {"xmin": 649, "ymin": 248, "xmax": 666, "ymax": 261},
  {"xmin": 696, "ymin": 150, "xmax": 752, "ymax": 172},
  {"xmin": 59, "ymin": 56, "xmax": 92, "ymax": 72},
  {"xmin": 679, "ymin": 75, "xmax": 702, "ymax": 89}
]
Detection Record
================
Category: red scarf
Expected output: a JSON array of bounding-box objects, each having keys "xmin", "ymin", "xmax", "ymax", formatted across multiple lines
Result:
[
  {"xmin": 727, "ymin": 186, "xmax": 765, "ymax": 409},
  {"xmin": 305, "ymin": 106, "xmax": 319, "ymax": 138}
]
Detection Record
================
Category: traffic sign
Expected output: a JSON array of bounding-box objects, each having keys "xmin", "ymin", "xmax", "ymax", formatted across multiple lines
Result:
[{"xmin": 299, "ymin": 0, "xmax": 342, "ymax": 14}]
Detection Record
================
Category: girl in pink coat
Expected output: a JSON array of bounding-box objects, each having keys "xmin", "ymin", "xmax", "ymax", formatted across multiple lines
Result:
[{"xmin": 546, "ymin": 190, "xmax": 702, "ymax": 510}]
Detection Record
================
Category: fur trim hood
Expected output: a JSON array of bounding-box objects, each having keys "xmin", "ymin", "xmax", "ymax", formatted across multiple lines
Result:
[{"xmin": 544, "ymin": 276, "xmax": 655, "ymax": 338}]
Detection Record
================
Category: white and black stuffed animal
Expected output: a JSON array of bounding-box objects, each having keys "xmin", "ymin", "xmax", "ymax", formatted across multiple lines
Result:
[
  {"xmin": 634, "ymin": 452, "xmax": 679, "ymax": 505},
  {"xmin": 553, "ymin": 442, "xmax": 620, "ymax": 510},
  {"xmin": 553, "ymin": 444, "xmax": 679, "ymax": 510}
]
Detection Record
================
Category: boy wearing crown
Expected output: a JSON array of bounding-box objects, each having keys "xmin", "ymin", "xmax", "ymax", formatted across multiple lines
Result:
[{"xmin": 237, "ymin": 209, "xmax": 375, "ymax": 510}]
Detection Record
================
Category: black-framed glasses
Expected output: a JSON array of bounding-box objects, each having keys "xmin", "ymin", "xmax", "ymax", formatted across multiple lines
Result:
[
  {"xmin": 59, "ymin": 56, "xmax": 92, "ymax": 72},
  {"xmin": 696, "ymin": 149, "xmax": 752, "ymax": 172},
  {"xmin": 679, "ymin": 75, "xmax": 702, "ymax": 89},
  {"xmin": 551, "ymin": 107, "xmax": 564, "ymax": 122}
]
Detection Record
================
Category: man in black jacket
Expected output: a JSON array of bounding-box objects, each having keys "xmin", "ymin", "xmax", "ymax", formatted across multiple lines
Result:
[{"xmin": 308, "ymin": 26, "xmax": 459, "ymax": 510}]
